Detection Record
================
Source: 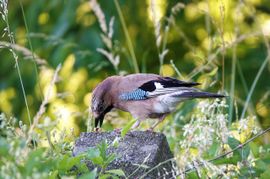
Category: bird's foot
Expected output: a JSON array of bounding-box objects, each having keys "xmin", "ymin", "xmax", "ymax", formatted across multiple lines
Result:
[
  {"xmin": 113, "ymin": 128, "xmax": 122, "ymax": 134},
  {"xmin": 93, "ymin": 127, "xmax": 101, "ymax": 132},
  {"xmin": 146, "ymin": 127, "xmax": 155, "ymax": 133}
]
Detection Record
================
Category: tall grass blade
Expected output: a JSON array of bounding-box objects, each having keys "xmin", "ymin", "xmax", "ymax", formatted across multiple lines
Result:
[
  {"xmin": 19, "ymin": 0, "xmax": 43, "ymax": 101},
  {"xmin": 240, "ymin": 55, "xmax": 269, "ymax": 119},
  {"xmin": 114, "ymin": 0, "xmax": 139, "ymax": 73},
  {"xmin": 2, "ymin": 1, "xmax": 32, "ymax": 125},
  {"xmin": 229, "ymin": 44, "xmax": 236, "ymax": 124}
]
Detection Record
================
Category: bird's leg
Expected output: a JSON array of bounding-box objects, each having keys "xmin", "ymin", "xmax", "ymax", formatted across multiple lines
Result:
[{"xmin": 148, "ymin": 115, "xmax": 166, "ymax": 132}]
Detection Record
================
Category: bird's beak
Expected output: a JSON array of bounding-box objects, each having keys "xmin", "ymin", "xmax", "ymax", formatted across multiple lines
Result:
[
  {"xmin": 92, "ymin": 111, "xmax": 102, "ymax": 131},
  {"xmin": 94, "ymin": 114, "xmax": 105, "ymax": 128}
]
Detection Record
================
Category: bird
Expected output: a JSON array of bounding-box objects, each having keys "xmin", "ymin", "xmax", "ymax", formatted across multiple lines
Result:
[{"xmin": 91, "ymin": 73, "xmax": 225, "ymax": 131}]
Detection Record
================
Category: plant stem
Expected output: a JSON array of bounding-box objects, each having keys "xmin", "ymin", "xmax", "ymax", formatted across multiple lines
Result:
[
  {"xmin": 46, "ymin": 131, "xmax": 55, "ymax": 150},
  {"xmin": 139, "ymin": 158, "xmax": 175, "ymax": 179},
  {"xmin": 240, "ymin": 55, "xmax": 269, "ymax": 119},
  {"xmin": 229, "ymin": 4, "xmax": 240, "ymax": 124},
  {"xmin": 27, "ymin": 64, "xmax": 61, "ymax": 144},
  {"xmin": 19, "ymin": 0, "xmax": 43, "ymax": 101},
  {"xmin": 159, "ymin": 26, "xmax": 169, "ymax": 75},
  {"xmin": 236, "ymin": 60, "xmax": 249, "ymax": 95},
  {"xmin": 170, "ymin": 59, "xmax": 183, "ymax": 79},
  {"xmin": 87, "ymin": 106, "xmax": 93, "ymax": 132},
  {"xmin": 4, "ymin": 5, "xmax": 32, "ymax": 125},
  {"xmin": 208, "ymin": 127, "xmax": 270, "ymax": 163},
  {"xmin": 114, "ymin": 0, "xmax": 139, "ymax": 73},
  {"xmin": 165, "ymin": 126, "xmax": 270, "ymax": 179},
  {"xmin": 219, "ymin": 0, "xmax": 225, "ymax": 92},
  {"xmin": 229, "ymin": 44, "xmax": 236, "ymax": 125}
]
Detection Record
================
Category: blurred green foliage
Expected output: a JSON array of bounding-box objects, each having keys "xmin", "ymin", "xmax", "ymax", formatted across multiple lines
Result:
[
  {"xmin": 1, "ymin": 0, "xmax": 270, "ymax": 178},
  {"xmin": 0, "ymin": 0, "xmax": 269, "ymax": 131}
]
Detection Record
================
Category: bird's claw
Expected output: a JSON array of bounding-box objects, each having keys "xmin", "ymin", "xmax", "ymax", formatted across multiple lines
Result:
[
  {"xmin": 113, "ymin": 128, "xmax": 135, "ymax": 137},
  {"xmin": 93, "ymin": 127, "xmax": 101, "ymax": 132},
  {"xmin": 113, "ymin": 128, "xmax": 122, "ymax": 134},
  {"xmin": 146, "ymin": 127, "xmax": 154, "ymax": 132}
]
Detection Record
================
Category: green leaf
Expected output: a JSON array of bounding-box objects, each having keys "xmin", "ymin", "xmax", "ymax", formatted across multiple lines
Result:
[
  {"xmin": 97, "ymin": 140, "xmax": 108, "ymax": 161},
  {"xmin": 25, "ymin": 148, "xmax": 47, "ymax": 174},
  {"xmin": 79, "ymin": 168, "xmax": 97, "ymax": 179},
  {"xmin": 121, "ymin": 119, "xmax": 136, "ymax": 138},
  {"xmin": 57, "ymin": 155, "xmax": 68, "ymax": 171},
  {"xmin": 57, "ymin": 154, "xmax": 83, "ymax": 173},
  {"xmin": 241, "ymin": 144, "xmax": 250, "ymax": 160},
  {"xmin": 262, "ymin": 154, "xmax": 270, "ymax": 164},
  {"xmin": 208, "ymin": 141, "xmax": 219, "ymax": 157},
  {"xmin": 87, "ymin": 147, "xmax": 100, "ymax": 159},
  {"xmin": 227, "ymin": 137, "xmax": 250, "ymax": 160},
  {"xmin": 207, "ymin": 67, "xmax": 218, "ymax": 76},
  {"xmin": 238, "ymin": 166, "xmax": 256, "ymax": 177},
  {"xmin": 49, "ymin": 170, "xmax": 58, "ymax": 179},
  {"xmin": 228, "ymin": 137, "xmax": 240, "ymax": 149},
  {"xmin": 106, "ymin": 169, "xmax": 126, "ymax": 177},
  {"xmin": 212, "ymin": 155, "xmax": 240, "ymax": 165},
  {"xmin": 186, "ymin": 170, "xmax": 199, "ymax": 179},
  {"xmin": 261, "ymin": 170, "xmax": 270, "ymax": 179},
  {"xmin": 112, "ymin": 137, "xmax": 120, "ymax": 148},
  {"xmin": 249, "ymin": 141, "xmax": 259, "ymax": 158},
  {"xmin": 99, "ymin": 174, "xmax": 115, "ymax": 179},
  {"xmin": 91, "ymin": 156, "xmax": 104, "ymax": 165},
  {"xmin": 228, "ymin": 137, "xmax": 250, "ymax": 160},
  {"xmin": 105, "ymin": 153, "xmax": 116, "ymax": 165},
  {"xmin": 255, "ymin": 160, "xmax": 268, "ymax": 172},
  {"xmin": 76, "ymin": 162, "xmax": 89, "ymax": 173},
  {"xmin": 0, "ymin": 138, "xmax": 9, "ymax": 156},
  {"xmin": 86, "ymin": 141, "xmax": 115, "ymax": 167}
]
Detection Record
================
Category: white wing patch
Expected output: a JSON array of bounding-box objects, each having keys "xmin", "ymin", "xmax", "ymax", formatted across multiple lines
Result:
[
  {"xmin": 147, "ymin": 87, "xmax": 197, "ymax": 97},
  {"xmin": 154, "ymin": 82, "xmax": 164, "ymax": 89}
]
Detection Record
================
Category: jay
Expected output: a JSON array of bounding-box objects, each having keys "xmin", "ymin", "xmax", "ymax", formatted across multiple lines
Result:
[{"xmin": 91, "ymin": 73, "xmax": 225, "ymax": 130}]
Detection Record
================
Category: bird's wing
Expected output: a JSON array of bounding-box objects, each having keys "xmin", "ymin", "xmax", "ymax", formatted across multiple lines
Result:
[{"xmin": 119, "ymin": 77, "xmax": 200, "ymax": 100}]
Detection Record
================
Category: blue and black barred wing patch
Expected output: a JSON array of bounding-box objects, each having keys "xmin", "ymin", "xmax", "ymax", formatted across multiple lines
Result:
[{"xmin": 119, "ymin": 89, "xmax": 148, "ymax": 101}]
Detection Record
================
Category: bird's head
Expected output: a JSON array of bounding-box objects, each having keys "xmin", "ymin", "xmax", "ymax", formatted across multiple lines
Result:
[{"xmin": 91, "ymin": 77, "xmax": 115, "ymax": 129}]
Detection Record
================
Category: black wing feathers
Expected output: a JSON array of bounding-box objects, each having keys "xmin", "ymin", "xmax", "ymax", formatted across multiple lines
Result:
[
  {"xmin": 172, "ymin": 91, "xmax": 225, "ymax": 98},
  {"xmin": 160, "ymin": 77, "xmax": 200, "ymax": 88},
  {"xmin": 139, "ymin": 81, "xmax": 156, "ymax": 92},
  {"xmin": 139, "ymin": 77, "xmax": 200, "ymax": 92}
]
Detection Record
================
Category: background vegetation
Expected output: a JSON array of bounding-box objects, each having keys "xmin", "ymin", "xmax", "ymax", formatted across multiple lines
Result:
[{"xmin": 1, "ymin": 0, "xmax": 270, "ymax": 178}]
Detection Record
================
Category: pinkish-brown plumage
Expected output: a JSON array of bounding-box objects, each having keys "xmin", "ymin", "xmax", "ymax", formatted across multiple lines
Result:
[{"xmin": 91, "ymin": 73, "xmax": 224, "ymax": 130}]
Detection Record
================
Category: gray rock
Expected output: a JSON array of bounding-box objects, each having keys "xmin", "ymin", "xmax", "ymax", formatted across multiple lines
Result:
[{"xmin": 73, "ymin": 131, "xmax": 177, "ymax": 178}]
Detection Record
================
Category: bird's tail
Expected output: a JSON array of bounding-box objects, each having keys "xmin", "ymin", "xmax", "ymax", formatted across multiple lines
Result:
[{"xmin": 172, "ymin": 91, "xmax": 225, "ymax": 98}]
